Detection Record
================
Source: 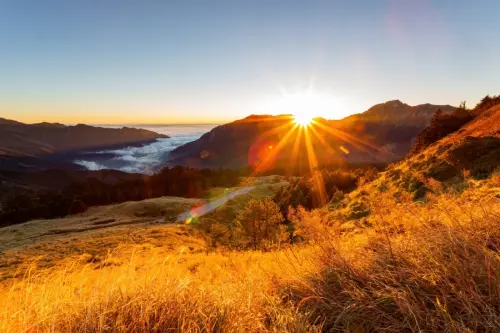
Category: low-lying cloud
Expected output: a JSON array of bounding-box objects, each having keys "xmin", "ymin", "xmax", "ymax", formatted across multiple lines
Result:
[{"xmin": 73, "ymin": 124, "xmax": 215, "ymax": 174}]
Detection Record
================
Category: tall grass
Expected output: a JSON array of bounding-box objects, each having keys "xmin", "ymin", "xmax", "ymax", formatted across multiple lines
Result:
[{"xmin": 1, "ymin": 176, "xmax": 500, "ymax": 332}]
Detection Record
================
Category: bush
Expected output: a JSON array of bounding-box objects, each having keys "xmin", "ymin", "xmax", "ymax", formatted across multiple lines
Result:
[
  {"xmin": 233, "ymin": 198, "xmax": 287, "ymax": 250},
  {"xmin": 346, "ymin": 201, "xmax": 370, "ymax": 220}
]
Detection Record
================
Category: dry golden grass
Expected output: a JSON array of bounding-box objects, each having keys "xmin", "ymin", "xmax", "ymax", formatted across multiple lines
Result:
[
  {"xmin": 0, "ymin": 177, "xmax": 289, "ymax": 285},
  {"xmin": 0, "ymin": 196, "xmax": 207, "ymax": 283},
  {"xmin": 2, "ymin": 175, "xmax": 500, "ymax": 332}
]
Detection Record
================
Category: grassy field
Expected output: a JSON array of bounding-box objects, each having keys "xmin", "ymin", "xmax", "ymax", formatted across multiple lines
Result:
[
  {"xmin": 0, "ymin": 176, "xmax": 288, "ymax": 284},
  {"xmin": 2, "ymin": 175, "xmax": 500, "ymax": 332}
]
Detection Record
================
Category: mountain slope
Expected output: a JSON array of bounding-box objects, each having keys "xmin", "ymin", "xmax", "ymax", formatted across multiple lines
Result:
[
  {"xmin": 168, "ymin": 101, "xmax": 454, "ymax": 170},
  {"xmin": 349, "ymin": 103, "xmax": 500, "ymax": 204},
  {"xmin": 0, "ymin": 119, "xmax": 168, "ymax": 157},
  {"xmin": 0, "ymin": 118, "xmax": 168, "ymax": 171}
]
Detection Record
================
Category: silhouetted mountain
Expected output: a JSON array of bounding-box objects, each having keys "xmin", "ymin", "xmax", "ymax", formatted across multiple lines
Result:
[
  {"xmin": 168, "ymin": 101, "xmax": 455, "ymax": 170},
  {"xmin": 335, "ymin": 100, "xmax": 455, "ymax": 126},
  {"xmin": 0, "ymin": 118, "xmax": 168, "ymax": 171}
]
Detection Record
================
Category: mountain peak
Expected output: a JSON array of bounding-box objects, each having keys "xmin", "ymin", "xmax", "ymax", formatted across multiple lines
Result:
[
  {"xmin": 0, "ymin": 117, "xmax": 24, "ymax": 125},
  {"xmin": 386, "ymin": 99, "xmax": 405, "ymax": 105}
]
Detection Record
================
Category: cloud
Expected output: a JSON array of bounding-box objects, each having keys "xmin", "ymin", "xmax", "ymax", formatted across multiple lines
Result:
[
  {"xmin": 74, "ymin": 160, "xmax": 107, "ymax": 171},
  {"xmin": 73, "ymin": 125, "xmax": 214, "ymax": 174}
]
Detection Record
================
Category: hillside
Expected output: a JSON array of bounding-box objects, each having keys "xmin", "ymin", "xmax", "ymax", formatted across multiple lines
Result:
[
  {"xmin": 367, "ymin": 103, "xmax": 500, "ymax": 198},
  {"xmin": 0, "ymin": 118, "xmax": 168, "ymax": 171},
  {"xmin": 168, "ymin": 101, "xmax": 454, "ymax": 170},
  {"xmin": 2, "ymin": 173, "xmax": 500, "ymax": 332}
]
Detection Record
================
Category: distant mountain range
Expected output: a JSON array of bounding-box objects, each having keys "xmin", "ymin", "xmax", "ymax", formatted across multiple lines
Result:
[
  {"xmin": 0, "ymin": 118, "xmax": 168, "ymax": 171},
  {"xmin": 0, "ymin": 101, "xmax": 455, "ymax": 173},
  {"xmin": 168, "ymin": 101, "xmax": 455, "ymax": 170}
]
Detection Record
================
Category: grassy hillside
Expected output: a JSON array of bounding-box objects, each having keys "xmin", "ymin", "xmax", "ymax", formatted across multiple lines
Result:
[
  {"xmin": 345, "ymin": 104, "xmax": 500, "ymax": 206},
  {"xmin": 1, "ymin": 174, "xmax": 500, "ymax": 332}
]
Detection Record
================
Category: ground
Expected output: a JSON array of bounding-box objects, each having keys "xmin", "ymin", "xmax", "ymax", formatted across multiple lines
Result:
[{"xmin": 0, "ymin": 176, "xmax": 288, "ymax": 284}]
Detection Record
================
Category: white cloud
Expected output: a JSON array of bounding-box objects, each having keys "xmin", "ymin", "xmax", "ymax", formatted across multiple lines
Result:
[
  {"xmin": 74, "ymin": 125, "xmax": 214, "ymax": 174},
  {"xmin": 74, "ymin": 160, "xmax": 107, "ymax": 171}
]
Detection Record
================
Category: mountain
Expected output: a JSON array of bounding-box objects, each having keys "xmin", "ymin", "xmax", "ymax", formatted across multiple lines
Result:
[
  {"xmin": 168, "ymin": 101, "xmax": 455, "ymax": 170},
  {"xmin": 335, "ymin": 100, "xmax": 455, "ymax": 126},
  {"xmin": 0, "ymin": 118, "xmax": 168, "ymax": 171},
  {"xmin": 350, "ymin": 102, "xmax": 500, "ymax": 202},
  {"xmin": 391, "ymin": 103, "xmax": 500, "ymax": 184}
]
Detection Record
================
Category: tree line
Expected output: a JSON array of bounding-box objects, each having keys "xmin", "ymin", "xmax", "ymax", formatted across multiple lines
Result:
[
  {"xmin": 411, "ymin": 95, "xmax": 500, "ymax": 155},
  {"xmin": 0, "ymin": 166, "xmax": 240, "ymax": 227}
]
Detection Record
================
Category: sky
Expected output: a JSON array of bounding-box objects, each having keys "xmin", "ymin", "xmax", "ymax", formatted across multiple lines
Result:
[{"xmin": 0, "ymin": 0, "xmax": 499, "ymax": 124}]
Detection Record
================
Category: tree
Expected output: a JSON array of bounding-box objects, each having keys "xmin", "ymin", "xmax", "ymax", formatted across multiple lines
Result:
[
  {"xmin": 234, "ymin": 198, "xmax": 286, "ymax": 250},
  {"xmin": 287, "ymin": 205, "xmax": 327, "ymax": 243},
  {"xmin": 68, "ymin": 199, "xmax": 88, "ymax": 215}
]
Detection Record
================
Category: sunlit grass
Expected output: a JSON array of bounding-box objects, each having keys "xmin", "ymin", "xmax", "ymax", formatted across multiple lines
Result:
[{"xmin": 2, "ymin": 176, "xmax": 500, "ymax": 332}]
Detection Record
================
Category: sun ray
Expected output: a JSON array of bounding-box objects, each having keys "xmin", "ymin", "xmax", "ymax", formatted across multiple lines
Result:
[
  {"xmin": 303, "ymin": 126, "xmax": 327, "ymax": 206},
  {"xmin": 239, "ymin": 122, "xmax": 299, "ymax": 186},
  {"xmin": 308, "ymin": 122, "xmax": 338, "ymax": 156},
  {"xmin": 253, "ymin": 124, "xmax": 298, "ymax": 173},
  {"xmin": 255, "ymin": 118, "xmax": 296, "ymax": 140},
  {"xmin": 313, "ymin": 121, "xmax": 392, "ymax": 157},
  {"xmin": 290, "ymin": 124, "xmax": 304, "ymax": 168}
]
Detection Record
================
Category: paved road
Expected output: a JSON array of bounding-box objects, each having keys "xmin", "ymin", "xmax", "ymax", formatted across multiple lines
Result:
[
  {"xmin": 176, "ymin": 186, "xmax": 255, "ymax": 222},
  {"xmin": 153, "ymin": 186, "xmax": 255, "ymax": 223}
]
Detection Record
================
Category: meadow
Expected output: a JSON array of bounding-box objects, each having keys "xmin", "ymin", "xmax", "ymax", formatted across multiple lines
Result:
[{"xmin": 1, "ymin": 172, "xmax": 500, "ymax": 332}]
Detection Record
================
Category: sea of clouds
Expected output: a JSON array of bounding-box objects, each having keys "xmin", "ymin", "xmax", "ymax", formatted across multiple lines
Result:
[{"xmin": 74, "ymin": 124, "xmax": 217, "ymax": 174}]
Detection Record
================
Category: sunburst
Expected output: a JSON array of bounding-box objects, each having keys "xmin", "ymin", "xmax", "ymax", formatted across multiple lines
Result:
[{"xmin": 293, "ymin": 112, "xmax": 313, "ymax": 126}]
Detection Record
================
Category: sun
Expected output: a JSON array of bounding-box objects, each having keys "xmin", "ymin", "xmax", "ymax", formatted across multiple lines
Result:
[
  {"xmin": 269, "ymin": 91, "xmax": 339, "ymax": 126},
  {"xmin": 293, "ymin": 112, "xmax": 313, "ymax": 126}
]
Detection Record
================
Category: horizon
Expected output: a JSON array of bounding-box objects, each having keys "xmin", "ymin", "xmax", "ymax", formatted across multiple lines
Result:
[
  {"xmin": 4, "ymin": 98, "xmax": 460, "ymax": 125},
  {"xmin": 1, "ymin": 1, "xmax": 499, "ymax": 124}
]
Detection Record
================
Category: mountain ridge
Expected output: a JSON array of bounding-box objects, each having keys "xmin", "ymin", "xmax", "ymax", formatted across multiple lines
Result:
[
  {"xmin": 0, "ymin": 118, "xmax": 168, "ymax": 171},
  {"xmin": 168, "ymin": 100, "xmax": 455, "ymax": 170}
]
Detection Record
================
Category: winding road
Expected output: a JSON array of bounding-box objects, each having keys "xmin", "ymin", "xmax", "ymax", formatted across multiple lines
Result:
[
  {"xmin": 175, "ymin": 186, "xmax": 255, "ymax": 222},
  {"xmin": 154, "ymin": 186, "xmax": 255, "ymax": 223}
]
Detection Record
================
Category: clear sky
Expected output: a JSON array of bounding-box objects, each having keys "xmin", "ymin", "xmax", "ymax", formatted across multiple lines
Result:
[{"xmin": 0, "ymin": 0, "xmax": 499, "ymax": 124}]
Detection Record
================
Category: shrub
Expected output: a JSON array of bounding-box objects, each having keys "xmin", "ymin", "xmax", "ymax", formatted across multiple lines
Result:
[
  {"xmin": 287, "ymin": 205, "xmax": 329, "ymax": 243},
  {"xmin": 233, "ymin": 198, "xmax": 287, "ymax": 250},
  {"xmin": 346, "ymin": 201, "xmax": 370, "ymax": 220}
]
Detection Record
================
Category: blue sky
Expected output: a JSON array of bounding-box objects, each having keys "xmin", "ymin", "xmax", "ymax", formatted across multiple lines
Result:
[{"xmin": 0, "ymin": 0, "xmax": 498, "ymax": 124}]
